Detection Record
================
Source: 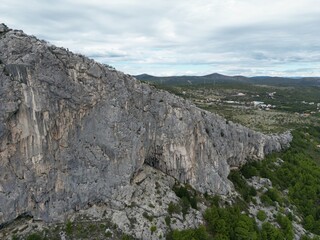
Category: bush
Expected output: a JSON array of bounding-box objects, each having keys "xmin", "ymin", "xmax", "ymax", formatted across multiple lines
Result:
[
  {"xmin": 26, "ymin": 233, "xmax": 42, "ymax": 240},
  {"xmin": 260, "ymin": 222, "xmax": 284, "ymax": 240},
  {"xmin": 241, "ymin": 164, "xmax": 259, "ymax": 178},
  {"xmin": 12, "ymin": 235, "xmax": 19, "ymax": 240},
  {"xmin": 165, "ymin": 216, "xmax": 171, "ymax": 226},
  {"xmin": 168, "ymin": 202, "xmax": 181, "ymax": 215},
  {"xmin": 257, "ymin": 210, "xmax": 267, "ymax": 221},
  {"xmin": 228, "ymin": 170, "xmax": 256, "ymax": 202},
  {"xmin": 266, "ymin": 188, "xmax": 282, "ymax": 204},
  {"xmin": 65, "ymin": 220, "xmax": 73, "ymax": 236},
  {"xmin": 276, "ymin": 214, "xmax": 294, "ymax": 240},
  {"xmin": 142, "ymin": 212, "xmax": 154, "ymax": 221},
  {"xmin": 105, "ymin": 230, "xmax": 113, "ymax": 237},
  {"xmin": 179, "ymin": 197, "xmax": 190, "ymax": 217},
  {"xmin": 261, "ymin": 193, "xmax": 274, "ymax": 206},
  {"xmin": 172, "ymin": 184, "xmax": 198, "ymax": 209},
  {"xmin": 150, "ymin": 225, "xmax": 157, "ymax": 234},
  {"xmin": 204, "ymin": 204, "xmax": 259, "ymax": 239},
  {"xmin": 206, "ymin": 194, "xmax": 220, "ymax": 207},
  {"xmin": 121, "ymin": 234, "xmax": 135, "ymax": 240},
  {"xmin": 168, "ymin": 225, "xmax": 209, "ymax": 240}
]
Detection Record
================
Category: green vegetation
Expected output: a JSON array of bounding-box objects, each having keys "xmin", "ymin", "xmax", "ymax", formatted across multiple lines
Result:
[
  {"xmin": 260, "ymin": 222, "xmax": 284, "ymax": 240},
  {"xmin": 150, "ymin": 225, "xmax": 157, "ymax": 234},
  {"xmin": 26, "ymin": 233, "xmax": 43, "ymax": 240},
  {"xmin": 165, "ymin": 216, "xmax": 171, "ymax": 226},
  {"xmin": 204, "ymin": 204, "xmax": 259, "ymax": 239},
  {"xmin": 150, "ymin": 80, "xmax": 320, "ymax": 238},
  {"xmin": 121, "ymin": 234, "xmax": 135, "ymax": 240},
  {"xmin": 17, "ymin": 219, "xmax": 133, "ymax": 240},
  {"xmin": 65, "ymin": 220, "xmax": 72, "ymax": 236},
  {"xmin": 172, "ymin": 184, "xmax": 198, "ymax": 210},
  {"xmin": 257, "ymin": 210, "xmax": 267, "ymax": 221},
  {"xmin": 168, "ymin": 184, "xmax": 200, "ymax": 219},
  {"xmin": 170, "ymin": 203, "xmax": 295, "ymax": 240},
  {"xmin": 105, "ymin": 230, "xmax": 113, "ymax": 237},
  {"xmin": 241, "ymin": 126, "xmax": 320, "ymax": 235},
  {"xmin": 167, "ymin": 225, "xmax": 209, "ymax": 240},
  {"xmin": 260, "ymin": 188, "xmax": 283, "ymax": 207},
  {"xmin": 147, "ymin": 82, "xmax": 319, "ymax": 133},
  {"xmin": 168, "ymin": 202, "xmax": 181, "ymax": 215},
  {"xmin": 276, "ymin": 214, "xmax": 294, "ymax": 240},
  {"xmin": 12, "ymin": 235, "xmax": 19, "ymax": 240},
  {"xmin": 149, "ymin": 82, "xmax": 320, "ymax": 114},
  {"xmin": 228, "ymin": 170, "xmax": 257, "ymax": 203},
  {"xmin": 165, "ymin": 109, "xmax": 320, "ymax": 239},
  {"xmin": 142, "ymin": 211, "xmax": 154, "ymax": 221}
]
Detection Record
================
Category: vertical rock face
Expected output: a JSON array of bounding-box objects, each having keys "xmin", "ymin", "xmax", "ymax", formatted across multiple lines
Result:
[{"xmin": 0, "ymin": 26, "xmax": 292, "ymax": 225}]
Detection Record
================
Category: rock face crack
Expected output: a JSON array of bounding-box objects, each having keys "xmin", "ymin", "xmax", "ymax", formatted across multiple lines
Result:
[{"xmin": 0, "ymin": 26, "xmax": 292, "ymax": 225}]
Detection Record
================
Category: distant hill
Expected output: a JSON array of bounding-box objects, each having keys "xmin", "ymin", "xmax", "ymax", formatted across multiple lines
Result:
[{"xmin": 135, "ymin": 73, "xmax": 320, "ymax": 87}]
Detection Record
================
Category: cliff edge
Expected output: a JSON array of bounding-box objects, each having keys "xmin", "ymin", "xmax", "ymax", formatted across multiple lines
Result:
[{"xmin": 0, "ymin": 25, "xmax": 292, "ymax": 225}]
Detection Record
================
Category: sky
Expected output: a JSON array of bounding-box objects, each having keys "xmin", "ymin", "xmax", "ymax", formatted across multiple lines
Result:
[{"xmin": 1, "ymin": 0, "xmax": 320, "ymax": 77}]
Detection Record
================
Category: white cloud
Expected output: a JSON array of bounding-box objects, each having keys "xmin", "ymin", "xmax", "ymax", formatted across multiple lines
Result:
[{"xmin": 1, "ymin": 0, "xmax": 320, "ymax": 76}]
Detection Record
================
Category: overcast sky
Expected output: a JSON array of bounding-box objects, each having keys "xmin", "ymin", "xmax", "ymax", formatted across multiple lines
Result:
[{"xmin": 1, "ymin": 0, "xmax": 320, "ymax": 76}]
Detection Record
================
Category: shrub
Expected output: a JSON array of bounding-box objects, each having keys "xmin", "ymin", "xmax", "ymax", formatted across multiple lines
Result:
[
  {"xmin": 257, "ymin": 210, "xmax": 267, "ymax": 221},
  {"xmin": 142, "ymin": 212, "xmax": 154, "ymax": 221},
  {"xmin": 121, "ymin": 234, "xmax": 135, "ymax": 240},
  {"xmin": 179, "ymin": 197, "xmax": 190, "ymax": 217},
  {"xmin": 12, "ymin": 235, "xmax": 19, "ymax": 240},
  {"xmin": 173, "ymin": 184, "xmax": 197, "ymax": 209},
  {"xmin": 168, "ymin": 202, "xmax": 181, "ymax": 215},
  {"xmin": 150, "ymin": 225, "xmax": 157, "ymax": 234},
  {"xmin": 65, "ymin": 220, "xmax": 73, "ymax": 236},
  {"xmin": 260, "ymin": 222, "xmax": 284, "ymax": 240},
  {"xmin": 276, "ymin": 214, "xmax": 294, "ymax": 240},
  {"xmin": 168, "ymin": 225, "xmax": 209, "ymax": 240},
  {"xmin": 241, "ymin": 164, "xmax": 259, "ymax": 179},
  {"xmin": 228, "ymin": 170, "xmax": 255, "ymax": 202},
  {"xmin": 26, "ymin": 233, "xmax": 42, "ymax": 240},
  {"xmin": 165, "ymin": 216, "xmax": 171, "ymax": 226},
  {"xmin": 261, "ymin": 193, "xmax": 274, "ymax": 206},
  {"xmin": 105, "ymin": 230, "xmax": 113, "ymax": 238},
  {"xmin": 266, "ymin": 188, "xmax": 282, "ymax": 204}
]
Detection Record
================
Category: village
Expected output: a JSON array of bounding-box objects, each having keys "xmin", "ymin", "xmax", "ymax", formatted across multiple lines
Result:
[{"xmin": 187, "ymin": 89, "xmax": 320, "ymax": 115}]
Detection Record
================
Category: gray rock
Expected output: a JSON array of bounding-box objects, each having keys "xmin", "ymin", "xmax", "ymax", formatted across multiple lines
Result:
[
  {"xmin": 0, "ymin": 25, "xmax": 292, "ymax": 226},
  {"xmin": 247, "ymin": 176, "xmax": 272, "ymax": 192},
  {"xmin": 69, "ymin": 165, "xmax": 203, "ymax": 239},
  {"xmin": 0, "ymin": 24, "xmax": 9, "ymax": 33}
]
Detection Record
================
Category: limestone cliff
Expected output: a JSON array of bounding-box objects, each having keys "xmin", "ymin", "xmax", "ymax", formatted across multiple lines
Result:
[{"xmin": 0, "ymin": 24, "xmax": 292, "ymax": 225}]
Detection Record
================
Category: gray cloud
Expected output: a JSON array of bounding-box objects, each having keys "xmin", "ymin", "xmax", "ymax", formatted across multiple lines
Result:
[{"xmin": 1, "ymin": 0, "xmax": 320, "ymax": 76}]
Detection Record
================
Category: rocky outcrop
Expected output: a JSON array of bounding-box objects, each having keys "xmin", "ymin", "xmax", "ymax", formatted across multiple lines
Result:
[
  {"xmin": 0, "ymin": 24, "xmax": 9, "ymax": 34},
  {"xmin": 97, "ymin": 165, "xmax": 204, "ymax": 240},
  {"xmin": 0, "ymin": 25, "xmax": 292, "ymax": 226},
  {"xmin": 0, "ymin": 165, "xmax": 204, "ymax": 240}
]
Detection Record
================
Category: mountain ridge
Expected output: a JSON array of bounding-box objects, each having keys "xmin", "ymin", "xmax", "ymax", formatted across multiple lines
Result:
[
  {"xmin": 0, "ymin": 24, "xmax": 292, "ymax": 236},
  {"xmin": 134, "ymin": 73, "xmax": 320, "ymax": 86}
]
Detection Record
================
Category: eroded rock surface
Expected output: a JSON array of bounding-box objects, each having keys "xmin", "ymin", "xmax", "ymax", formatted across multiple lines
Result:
[
  {"xmin": 0, "ymin": 26, "xmax": 292, "ymax": 226},
  {"xmin": 87, "ymin": 165, "xmax": 204, "ymax": 240}
]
